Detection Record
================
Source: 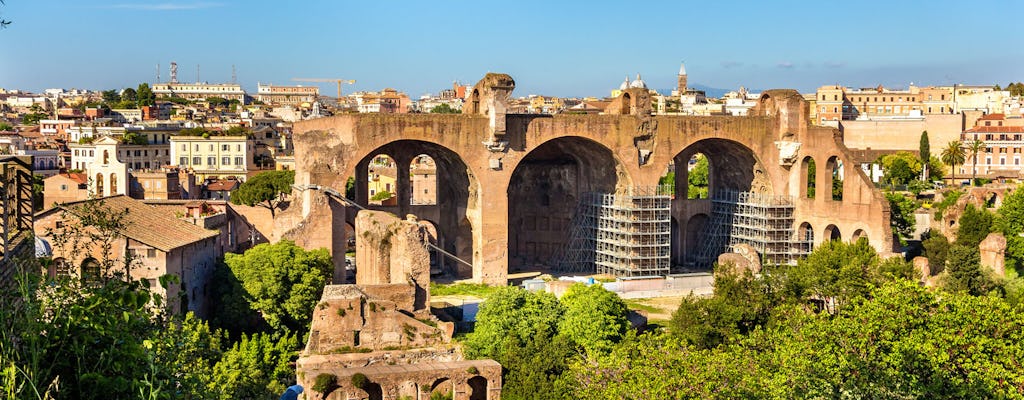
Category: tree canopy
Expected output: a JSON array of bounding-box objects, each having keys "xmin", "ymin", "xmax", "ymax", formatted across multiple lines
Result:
[
  {"xmin": 230, "ymin": 170, "xmax": 294, "ymax": 218},
  {"xmin": 223, "ymin": 240, "xmax": 332, "ymax": 332},
  {"xmin": 429, "ymin": 103, "xmax": 460, "ymax": 114},
  {"xmin": 557, "ymin": 283, "xmax": 629, "ymax": 355}
]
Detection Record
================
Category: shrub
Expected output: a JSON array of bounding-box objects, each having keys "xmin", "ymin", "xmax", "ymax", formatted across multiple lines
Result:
[
  {"xmin": 312, "ymin": 373, "xmax": 338, "ymax": 394},
  {"xmin": 351, "ymin": 372, "xmax": 368, "ymax": 388}
]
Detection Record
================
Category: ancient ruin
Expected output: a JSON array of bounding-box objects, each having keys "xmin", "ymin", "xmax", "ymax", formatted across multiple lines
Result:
[
  {"xmin": 280, "ymin": 73, "xmax": 894, "ymax": 284},
  {"xmin": 296, "ymin": 210, "xmax": 502, "ymax": 400}
]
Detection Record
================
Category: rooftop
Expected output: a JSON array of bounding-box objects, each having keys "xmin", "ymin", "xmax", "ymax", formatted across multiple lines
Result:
[{"xmin": 37, "ymin": 195, "xmax": 218, "ymax": 252}]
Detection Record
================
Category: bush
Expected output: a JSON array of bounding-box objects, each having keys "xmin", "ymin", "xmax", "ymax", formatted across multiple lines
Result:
[
  {"xmin": 370, "ymin": 190, "xmax": 392, "ymax": 201},
  {"xmin": 313, "ymin": 373, "xmax": 338, "ymax": 394},
  {"xmin": 351, "ymin": 372, "xmax": 368, "ymax": 388}
]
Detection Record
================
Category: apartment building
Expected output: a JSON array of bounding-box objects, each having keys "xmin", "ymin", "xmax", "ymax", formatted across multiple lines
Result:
[
  {"xmin": 151, "ymin": 82, "xmax": 246, "ymax": 102},
  {"xmin": 960, "ymin": 113, "xmax": 1024, "ymax": 179},
  {"xmin": 170, "ymin": 135, "xmax": 256, "ymax": 181},
  {"xmin": 255, "ymin": 84, "xmax": 318, "ymax": 106}
]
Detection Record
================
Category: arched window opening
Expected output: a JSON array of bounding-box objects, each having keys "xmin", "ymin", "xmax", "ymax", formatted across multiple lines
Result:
[
  {"xmin": 410, "ymin": 154, "xmax": 437, "ymax": 205},
  {"xmin": 828, "ymin": 156, "xmax": 844, "ymax": 201},
  {"xmin": 367, "ymin": 154, "xmax": 396, "ymax": 205}
]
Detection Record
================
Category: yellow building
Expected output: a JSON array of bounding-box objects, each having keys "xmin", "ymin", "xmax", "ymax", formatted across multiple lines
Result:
[{"xmin": 170, "ymin": 135, "xmax": 256, "ymax": 182}]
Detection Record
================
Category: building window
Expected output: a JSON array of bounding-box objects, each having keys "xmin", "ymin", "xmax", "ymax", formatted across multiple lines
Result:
[
  {"xmin": 1001, "ymin": 158, "xmax": 1006, "ymax": 165},
  {"xmin": 986, "ymin": 157, "xmax": 992, "ymax": 164},
  {"xmin": 222, "ymin": 157, "xmax": 231, "ymax": 165},
  {"xmin": 193, "ymin": 156, "xmax": 201, "ymax": 165},
  {"xmin": 207, "ymin": 156, "xmax": 216, "ymax": 165},
  {"xmin": 195, "ymin": 144, "xmax": 200, "ymax": 151},
  {"xmin": 234, "ymin": 156, "xmax": 243, "ymax": 165},
  {"xmin": 236, "ymin": 144, "xmax": 241, "ymax": 151},
  {"xmin": 209, "ymin": 144, "xmax": 214, "ymax": 151},
  {"xmin": 135, "ymin": 150, "xmax": 141, "ymax": 156},
  {"xmin": 180, "ymin": 157, "xmax": 188, "ymax": 165},
  {"xmin": 147, "ymin": 249, "xmax": 156, "ymax": 258},
  {"xmin": 222, "ymin": 144, "xmax": 229, "ymax": 151}
]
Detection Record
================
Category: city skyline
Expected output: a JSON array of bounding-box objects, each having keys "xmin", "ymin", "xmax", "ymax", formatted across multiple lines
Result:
[{"xmin": 1, "ymin": 0, "xmax": 1022, "ymax": 97}]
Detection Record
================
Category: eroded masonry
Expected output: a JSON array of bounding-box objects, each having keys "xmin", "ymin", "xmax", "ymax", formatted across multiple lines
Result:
[{"xmin": 277, "ymin": 73, "xmax": 894, "ymax": 284}]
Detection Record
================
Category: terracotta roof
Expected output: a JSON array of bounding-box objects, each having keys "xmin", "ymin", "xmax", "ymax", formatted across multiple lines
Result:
[
  {"xmin": 206, "ymin": 179, "xmax": 239, "ymax": 191},
  {"xmin": 964, "ymin": 126, "xmax": 1024, "ymax": 133},
  {"xmin": 979, "ymin": 113, "xmax": 1006, "ymax": 120},
  {"xmin": 41, "ymin": 195, "xmax": 218, "ymax": 252},
  {"xmin": 63, "ymin": 172, "xmax": 88, "ymax": 185}
]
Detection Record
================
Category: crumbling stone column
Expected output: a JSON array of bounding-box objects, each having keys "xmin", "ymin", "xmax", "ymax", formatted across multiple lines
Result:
[{"xmin": 980, "ymin": 232, "xmax": 1007, "ymax": 278}]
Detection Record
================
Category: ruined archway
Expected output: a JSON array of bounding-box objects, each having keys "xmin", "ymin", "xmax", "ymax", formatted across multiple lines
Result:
[
  {"xmin": 801, "ymin": 156, "xmax": 816, "ymax": 199},
  {"xmin": 507, "ymin": 136, "xmax": 631, "ymax": 272},
  {"xmin": 852, "ymin": 228, "xmax": 867, "ymax": 244},
  {"xmin": 824, "ymin": 224, "xmax": 842, "ymax": 241},
  {"xmin": 410, "ymin": 154, "xmax": 437, "ymax": 205},
  {"xmin": 354, "ymin": 140, "xmax": 480, "ymax": 279},
  {"xmin": 672, "ymin": 138, "xmax": 772, "ymax": 269},
  {"xmin": 827, "ymin": 155, "xmax": 843, "ymax": 201},
  {"xmin": 468, "ymin": 376, "xmax": 488, "ymax": 400}
]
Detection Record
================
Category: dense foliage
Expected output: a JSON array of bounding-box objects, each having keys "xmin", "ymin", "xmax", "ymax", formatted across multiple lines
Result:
[
  {"xmin": 222, "ymin": 240, "xmax": 332, "ymax": 332},
  {"xmin": 231, "ymin": 170, "xmax": 295, "ymax": 217}
]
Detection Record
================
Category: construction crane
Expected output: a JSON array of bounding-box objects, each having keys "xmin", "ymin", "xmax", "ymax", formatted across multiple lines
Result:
[{"xmin": 291, "ymin": 78, "xmax": 356, "ymax": 99}]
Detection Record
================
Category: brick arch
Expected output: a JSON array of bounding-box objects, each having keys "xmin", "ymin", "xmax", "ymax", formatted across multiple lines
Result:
[
  {"xmin": 353, "ymin": 139, "xmax": 482, "ymax": 279},
  {"xmin": 507, "ymin": 136, "xmax": 633, "ymax": 272},
  {"xmin": 824, "ymin": 224, "xmax": 842, "ymax": 242},
  {"xmin": 291, "ymin": 76, "xmax": 896, "ymax": 284}
]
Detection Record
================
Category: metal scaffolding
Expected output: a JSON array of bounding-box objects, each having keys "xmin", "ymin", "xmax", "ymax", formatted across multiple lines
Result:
[
  {"xmin": 696, "ymin": 189, "xmax": 812, "ymax": 269},
  {"xmin": 556, "ymin": 186, "xmax": 671, "ymax": 277}
]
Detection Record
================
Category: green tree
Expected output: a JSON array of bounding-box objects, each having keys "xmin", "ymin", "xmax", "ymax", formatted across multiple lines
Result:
[
  {"xmin": 945, "ymin": 244, "xmax": 994, "ymax": 295},
  {"xmin": 101, "ymin": 89, "xmax": 120, "ymax": 104},
  {"xmin": 558, "ymin": 283, "xmax": 629, "ymax": 355},
  {"xmin": 886, "ymin": 157, "xmax": 915, "ymax": 185},
  {"xmin": 121, "ymin": 131, "xmax": 148, "ymax": 145},
  {"xmin": 370, "ymin": 190, "xmax": 392, "ymax": 202},
  {"xmin": 429, "ymin": 103, "xmax": 460, "ymax": 114},
  {"xmin": 670, "ymin": 263, "xmax": 778, "ymax": 349},
  {"xmin": 147, "ymin": 312, "xmax": 226, "ymax": 399},
  {"xmin": 206, "ymin": 97, "xmax": 228, "ymax": 108},
  {"xmin": 21, "ymin": 104, "xmax": 47, "ymax": 125},
  {"xmin": 463, "ymin": 287, "xmax": 563, "ymax": 359},
  {"xmin": 919, "ymin": 131, "xmax": 931, "ymax": 180},
  {"xmin": 136, "ymin": 83, "xmax": 155, "ymax": 106},
  {"xmin": 0, "ymin": 121, "xmax": 13, "ymax": 131},
  {"xmin": 208, "ymin": 332, "xmax": 299, "ymax": 399},
  {"xmin": 941, "ymin": 140, "xmax": 966, "ymax": 184},
  {"xmin": 784, "ymin": 239, "xmax": 891, "ymax": 311},
  {"xmin": 231, "ymin": 170, "xmax": 295, "ymax": 218},
  {"xmin": 687, "ymin": 155, "xmax": 709, "ymax": 199},
  {"xmin": 956, "ymin": 204, "xmax": 993, "ymax": 248},
  {"xmin": 223, "ymin": 240, "xmax": 332, "ymax": 332},
  {"xmin": 345, "ymin": 176, "xmax": 356, "ymax": 200},
  {"xmin": 885, "ymin": 191, "xmax": 918, "ymax": 240},
  {"xmin": 921, "ymin": 231, "xmax": 950, "ymax": 275},
  {"xmin": 966, "ymin": 138, "xmax": 985, "ymax": 185},
  {"xmin": 496, "ymin": 332, "xmax": 575, "ymax": 400},
  {"xmin": 120, "ymin": 87, "xmax": 137, "ymax": 103}
]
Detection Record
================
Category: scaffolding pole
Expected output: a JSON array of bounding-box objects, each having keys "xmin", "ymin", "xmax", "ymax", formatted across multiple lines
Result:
[
  {"xmin": 555, "ymin": 186, "xmax": 671, "ymax": 277},
  {"xmin": 696, "ymin": 189, "xmax": 812, "ymax": 269}
]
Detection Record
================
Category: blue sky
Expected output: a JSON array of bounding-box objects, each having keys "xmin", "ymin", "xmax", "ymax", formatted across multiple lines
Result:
[{"xmin": 1, "ymin": 0, "xmax": 1021, "ymax": 97}]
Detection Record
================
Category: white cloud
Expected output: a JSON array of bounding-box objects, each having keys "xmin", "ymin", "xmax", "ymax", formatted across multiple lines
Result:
[{"xmin": 776, "ymin": 61, "xmax": 795, "ymax": 69}]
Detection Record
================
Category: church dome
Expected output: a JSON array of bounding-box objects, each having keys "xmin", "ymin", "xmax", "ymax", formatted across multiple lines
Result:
[
  {"xmin": 619, "ymin": 76, "xmax": 629, "ymax": 91},
  {"xmin": 629, "ymin": 73, "xmax": 647, "ymax": 89}
]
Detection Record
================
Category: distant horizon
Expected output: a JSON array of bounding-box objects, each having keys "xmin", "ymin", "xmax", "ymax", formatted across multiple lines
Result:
[{"xmin": 1, "ymin": 1, "xmax": 1021, "ymax": 98}]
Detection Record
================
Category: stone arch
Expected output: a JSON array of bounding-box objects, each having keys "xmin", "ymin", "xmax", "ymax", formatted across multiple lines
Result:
[
  {"xmin": 621, "ymin": 92, "xmax": 632, "ymax": 115},
  {"xmin": 95, "ymin": 173, "xmax": 104, "ymax": 196},
  {"xmin": 827, "ymin": 155, "xmax": 843, "ymax": 201},
  {"xmin": 507, "ymin": 136, "xmax": 633, "ymax": 272},
  {"xmin": 801, "ymin": 156, "xmax": 816, "ymax": 199},
  {"xmin": 852, "ymin": 228, "xmax": 868, "ymax": 244},
  {"xmin": 673, "ymin": 138, "xmax": 773, "ymax": 196},
  {"xmin": 109, "ymin": 173, "xmax": 117, "ymax": 195},
  {"xmin": 49, "ymin": 257, "xmax": 71, "ymax": 278},
  {"xmin": 397, "ymin": 381, "xmax": 418, "ymax": 400},
  {"xmin": 824, "ymin": 224, "xmax": 842, "ymax": 242},
  {"xmin": 468, "ymin": 376, "xmax": 488, "ymax": 400},
  {"xmin": 797, "ymin": 222, "xmax": 814, "ymax": 244},
  {"xmin": 102, "ymin": 150, "xmax": 109, "ymax": 164},
  {"xmin": 429, "ymin": 377, "xmax": 452, "ymax": 396},
  {"xmin": 364, "ymin": 382, "xmax": 383, "ymax": 400},
  {"xmin": 354, "ymin": 140, "xmax": 481, "ymax": 279},
  {"xmin": 417, "ymin": 219, "xmax": 442, "ymax": 276}
]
